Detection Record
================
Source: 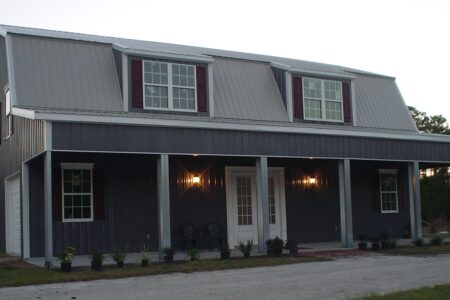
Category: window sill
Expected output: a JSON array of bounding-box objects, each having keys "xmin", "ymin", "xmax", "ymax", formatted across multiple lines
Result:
[
  {"xmin": 381, "ymin": 210, "xmax": 399, "ymax": 214},
  {"xmin": 143, "ymin": 106, "xmax": 197, "ymax": 113},
  {"xmin": 62, "ymin": 218, "xmax": 94, "ymax": 223}
]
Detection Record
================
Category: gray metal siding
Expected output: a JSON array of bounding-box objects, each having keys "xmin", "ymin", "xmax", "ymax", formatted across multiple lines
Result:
[
  {"xmin": 29, "ymin": 156, "xmax": 45, "ymax": 257},
  {"xmin": 51, "ymin": 152, "xmax": 159, "ymax": 256},
  {"xmin": 213, "ymin": 58, "xmax": 289, "ymax": 122},
  {"xmin": 351, "ymin": 161, "xmax": 411, "ymax": 238},
  {"xmin": 112, "ymin": 48, "xmax": 122, "ymax": 92},
  {"xmin": 0, "ymin": 115, "xmax": 45, "ymax": 252},
  {"xmin": 354, "ymin": 75, "xmax": 417, "ymax": 131},
  {"xmin": 0, "ymin": 36, "xmax": 7, "ymax": 89},
  {"xmin": 53, "ymin": 122, "xmax": 450, "ymax": 163},
  {"xmin": 11, "ymin": 34, "xmax": 123, "ymax": 112}
]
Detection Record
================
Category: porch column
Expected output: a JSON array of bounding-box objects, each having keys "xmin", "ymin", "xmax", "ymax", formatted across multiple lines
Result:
[
  {"xmin": 408, "ymin": 161, "xmax": 423, "ymax": 240},
  {"xmin": 21, "ymin": 163, "xmax": 30, "ymax": 259},
  {"xmin": 256, "ymin": 156, "xmax": 270, "ymax": 253},
  {"xmin": 44, "ymin": 151, "xmax": 53, "ymax": 264},
  {"xmin": 338, "ymin": 159, "xmax": 353, "ymax": 248},
  {"xmin": 157, "ymin": 154, "xmax": 171, "ymax": 255}
]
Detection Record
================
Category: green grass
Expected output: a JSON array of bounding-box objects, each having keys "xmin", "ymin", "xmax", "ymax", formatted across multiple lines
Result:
[
  {"xmin": 0, "ymin": 256, "xmax": 329, "ymax": 288},
  {"xmin": 384, "ymin": 243, "xmax": 450, "ymax": 255},
  {"xmin": 356, "ymin": 283, "xmax": 450, "ymax": 299}
]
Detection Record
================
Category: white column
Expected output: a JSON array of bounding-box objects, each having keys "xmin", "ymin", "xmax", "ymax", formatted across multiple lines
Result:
[
  {"xmin": 157, "ymin": 154, "xmax": 171, "ymax": 255},
  {"xmin": 256, "ymin": 156, "xmax": 270, "ymax": 253},
  {"xmin": 21, "ymin": 163, "xmax": 30, "ymax": 259},
  {"xmin": 339, "ymin": 159, "xmax": 353, "ymax": 248},
  {"xmin": 408, "ymin": 161, "xmax": 423, "ymax": 240},
  {"xmin": 44, "ymin": 151, "xmax": 53, "ymax": 264}
]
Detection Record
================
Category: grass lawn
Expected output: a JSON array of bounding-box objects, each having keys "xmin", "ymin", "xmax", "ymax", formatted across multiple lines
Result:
[
  {"xmin": 357, "ymin": 283, "xmax": 450, "ymax": 299},
  {"xmin": 384, "ymin": 243, "xmax": 450, "ymax": 256},
  {"xmin": 0, "ymin": 256, "xmax": 329, "ymax": 288}
]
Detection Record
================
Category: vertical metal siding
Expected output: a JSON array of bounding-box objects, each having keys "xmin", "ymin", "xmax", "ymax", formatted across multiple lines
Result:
[
  {"xmin": 0, "ymin": 116, "xmax": 45, "ymax": 252},
  {"xmin": 271, "ymin": 67, "xmax": 286, "ymax": 106},
  {"xmin": 29, "ymin": 157, "xmax": 45, "ymax": 257},
  {"xmin": 112, "ymin": 48, "xmax": 122, "ymax": 92},
  {"xmin": 0, "ymin": 36, "xmax": 8, "ymax": 89}
]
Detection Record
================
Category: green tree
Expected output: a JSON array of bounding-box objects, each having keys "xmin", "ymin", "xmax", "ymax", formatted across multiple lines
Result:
[{"xmin": 408, "ymin": 106, "xmax": 450, "ymax": 223}]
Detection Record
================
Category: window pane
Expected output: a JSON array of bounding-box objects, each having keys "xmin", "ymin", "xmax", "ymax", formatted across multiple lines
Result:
[
  {"xmin": 64, "ymin": 181, "xmax": 72, "ymax": 193},
  {"xmin": 82, "ymin": 195, "xmax": 90, "ymax": 206},
  {"xmin": 172, "ymin": 64, "xmax": 195, "ymax": 88},
  {"xmin": 268, "ymin": 177, "xmax": 276, "ymax": 225},
  {"xmin": 144, "ymin": 86, "xmax": 169, "ymax": 108},
  {"xmin": 73, "ymin": 195, "xmax": 82, "ymax": 207},
  {"xmin": 144, "ymin": 62, "xmax": 168, "ymax": 85},
  {"xmin": 73, "ymin": 207, "xmax": 82, "ymax": 219},
  {"xmin": 325, "ymin": 101, "xmax": 342, "ymax": 121},
  {"xmin": 64, "ymin": 208, "xmax": 72, "ymax": 219},
  {"xmin": 82, "ymin": 207, "xmax": 91, "ymax": 219},
  {"xmin": 64, "ymin": 195, "xmax": 72, "ymax": 207},
  {"xmin": 303, "ymin": 78, "xmax": 322, "ymax": 99},
  {"xmin": 237, "ymin": 176, "xmax": 252, "ymax": 225},
  {"xmin": 381, "ymin": 174, "xmax": 397, "ymax": 191},
  {"xmin": 304, "ymin": 99, "xmax": 322, "ymax": 119},
  {"xmin": 173, "ymin": 87, "xmax": 195, "ymax": 110},
  {"xmin": 324, "ymin": 80, "xmax": 342, "ymax": 100}
]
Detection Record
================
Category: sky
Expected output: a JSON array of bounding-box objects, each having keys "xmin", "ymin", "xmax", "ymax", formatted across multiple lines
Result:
[{"xmin": 1, "ymin": 0, "xmax": 449, "ymax": 118}]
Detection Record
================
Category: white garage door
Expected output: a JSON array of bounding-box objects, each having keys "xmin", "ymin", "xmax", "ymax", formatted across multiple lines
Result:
[{"xmin": 5, "ymin": 176, "xmax": 21, "ymax": 255}]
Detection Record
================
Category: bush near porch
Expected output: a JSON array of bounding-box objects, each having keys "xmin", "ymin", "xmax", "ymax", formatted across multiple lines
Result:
[{"xmin": 0, "ymin": 256, "xmax": 329, "ymax": 288}]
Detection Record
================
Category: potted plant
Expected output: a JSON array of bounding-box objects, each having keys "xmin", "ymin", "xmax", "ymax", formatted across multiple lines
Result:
[
  {"xmin": 220, "ymin": 243, "xmax": 231, "ymax": 260},
  {"xmin": 238, "ymin": 239, "xmax": 253, "ymax": 259},
  {"xmin": 267, "ymin": 237, "xmax": 284, "ymax": 257},
  {"xmin": 57, "ymin": 246, "xmax": 76, "ymax": 273},
  {"xmin": 285, "ymin": 240, "xmax": 298, "ymax": 257},
  {"xmin": 357, "ymin": 234, "xmax": 368, "ymax": 251},
  {"xmin": 388, "ymin": 239, "xmax": 397, "ymax": 249},
  {"xmin": 163, "ymin": 247, "xmax": 175, "ymax": 263},
  {"xmin": 90, "ymin": 252, "xmax": 104, "ymax": 271},
  {"xmin": 370, "ymin": 237, "xmax": 380, "ymax": 251},
  {"xmin": 141, "ymin": 246, "xmax": 151, "ymax": 267},
  {"xmin": 187, "ymin": 248, "xmax": 200, "ymax": 261},
  {"xmin": 429, "ymin": 235, "xmax": 443, "ymax": 246},
  {"xmin": 380, "ymin": 232, "xmax": 390, "ymax": 250},
  {"xmin": 112, "ymin": 248, "xmax": 127, "ymax": 268}
]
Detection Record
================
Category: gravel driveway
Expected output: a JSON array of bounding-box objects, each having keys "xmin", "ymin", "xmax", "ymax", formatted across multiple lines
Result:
[{"xmin": 1, "ymin": 254, "xmax": 450, "ymax": 300}]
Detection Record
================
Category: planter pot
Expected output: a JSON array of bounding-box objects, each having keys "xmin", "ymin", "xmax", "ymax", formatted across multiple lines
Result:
[
  {"xmin": 220, "ymin": 251, "xmax": 230, "ymax": 260},
  {"xmin": 381, "ymin": 241, "xmax": 389, "ymax": 250},
  {"xmin": 141, "ymin": 259, "xmax": 149, "ymax": 267},
  {"xmin": 371, "ymin": 242, "xmax": 380, "ymax": 252},
  {"xmin": 272, "ymin": 249, "xmax": 283, "ymax": 257},
  {"xmin": 358, "ymin": 242, "xmax": 368, "ymax": 251},
  {"xmin": 116, "ymin": 261, "xmax": 124, "ymax": 268},
  {"xmin": 61, "ymin": 262, "xmax": 72, "ymax": 273},
  {"xmin": 90, "ymin": 261, "xmax": 102, "ymax": 271},
  {"xmin": 164, "ymin": 255, "xmax": 174, "ymax": 264}
]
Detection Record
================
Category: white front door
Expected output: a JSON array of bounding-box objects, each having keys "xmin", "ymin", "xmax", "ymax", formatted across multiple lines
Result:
[
  {"xmin": 5, "ymin": 175, "xmax": 21, "ymax": 255},
  {"xmin": 226, "ymin": 167, "xmax": 286, "ymax": 247}
]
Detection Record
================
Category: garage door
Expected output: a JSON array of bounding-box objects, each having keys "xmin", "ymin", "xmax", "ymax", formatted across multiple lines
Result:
[{"xmin": 5, "ymin": 176, "xmax": 21, "ymax": 255}]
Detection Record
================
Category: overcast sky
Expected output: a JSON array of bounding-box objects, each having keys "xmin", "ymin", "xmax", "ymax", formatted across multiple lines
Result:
[{"xmin": 1, "ymin": 0, "xmax": 449, "ymax": 118}]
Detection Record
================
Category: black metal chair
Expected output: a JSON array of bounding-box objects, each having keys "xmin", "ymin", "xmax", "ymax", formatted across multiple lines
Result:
[
  {"xmin": 180, "ymin": 223, "xmax": 197, "ymax": 250},
  {"xmin": 205, "ymin": 222, "xmax": 224, "ymax": 251}
]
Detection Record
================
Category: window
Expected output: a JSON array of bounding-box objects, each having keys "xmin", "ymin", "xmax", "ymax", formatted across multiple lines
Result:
[
  {"xmin": 268, "ymin": 177, "xmax": 276, "ymax": 224},
  {"xmin": 303, "ymin": 77, "xmax": 343, "ymax": 122},
  {"xmin": 143, "ymin": 61, "xmax": 196, "ymax": 111},
  {"xmin": 61, "ymin": 163, "xmax": 94, "ymax": 222},
  {"xmin": 379, "ymin": 170, "xmax": 399, "ymax": 213},
  {"xmin": 236, "ymin": 176, "xmax": 252, "ymax": 225}
]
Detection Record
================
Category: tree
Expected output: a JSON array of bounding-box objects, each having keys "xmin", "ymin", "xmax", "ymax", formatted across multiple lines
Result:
[{"xmin": 408, "ymin": 106, "xmax": 450, "ymax": 134}]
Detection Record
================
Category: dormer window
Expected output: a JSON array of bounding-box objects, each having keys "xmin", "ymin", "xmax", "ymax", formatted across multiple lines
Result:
[
  {"xmin": 143, "ymin": 61, "xmax": 197, "ymax": 111},
  {"xmin": 303, "ymin": 77, "xmax": 343, "ymax": 122}
]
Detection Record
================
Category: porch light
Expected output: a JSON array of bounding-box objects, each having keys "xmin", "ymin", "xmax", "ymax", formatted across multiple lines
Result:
[
  {"xmin": 192, "ymin": 176, "xmax": 200, "ymax": 184},
  {"xmin": 308, "ymin": 177, "xmax": 317, "ymax": 185}
]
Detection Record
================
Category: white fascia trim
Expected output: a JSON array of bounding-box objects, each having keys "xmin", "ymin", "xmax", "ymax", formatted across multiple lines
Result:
[
  {"xmin": 113, "ymin": 44, "xmax": 214, "ymax": 64},
  {"xmin": 12, "ymin": 107, "xmax": 35, "ymax": 118},
  {"xmin": 44, "ymin": 121, "xmax": 52, "ymax": 151},
  {"xmin": 0, "ymin": 27, "xmax": 7, "ymax": 37},
  {"xmin": 351, "ymin": 80, "xmax": 357, "ymax": 126},
  {"xmin": 19, "ymin": 108, "xmax": 450, "ymax": 144},
  {"xmin": 270, "ymin": 62, "xmax": 356, "ymax": 80},
  {"xmin": 207, "ymin": 63, "xmax": 215, "ymax": 117},
  {"xmin": 121, "ymin": 52, "xmax": 129, "ymax": 112}
]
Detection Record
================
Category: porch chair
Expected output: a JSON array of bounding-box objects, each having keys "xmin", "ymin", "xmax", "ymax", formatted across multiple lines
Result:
[
  {"xmin": 205, "ymin": 222, "xmax": 224, "ymax": 251},
  {"xmin": 180, "ymin": 223, "xmax": 197, "ymax": 250}
]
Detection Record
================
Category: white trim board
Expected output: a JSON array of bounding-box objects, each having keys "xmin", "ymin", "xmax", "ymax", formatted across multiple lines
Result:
[{"xmin": 12, "ymin": 107, "xmax": 450, "ymax": 144}]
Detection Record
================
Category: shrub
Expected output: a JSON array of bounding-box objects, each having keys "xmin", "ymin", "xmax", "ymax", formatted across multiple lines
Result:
[
  {"xmin": 141, "ymin": 246, "xmax": 151, "ymax": 267},
  {"xmin": 266, "ymin": 237, "xmax": 284, "ymax": 257},
  {"xmin": 90, "ymin": 252, "xmax": 104, "ymax": 271},
  {"xmin": 112, "ymin": 247, "xmax": 128, "ymax": 268},
  {"xmin": 413, "ymin": 238, "xmax": 424, "ymax": 247},
  {"xmin": 238, "ymin": 239, "xmax": 253, "ymax": 258},
  {"xmin": 187, "ymin": 248, "xmax": 200, "ymax": 261},
  {"xmin": 429, "ymin": 235, "xmax": 444, "ymax": 246},
  {"xmin": 57, "ymin": 246, "xmax": 76, "ymax": 273},
  {"xmin": 388, "ymin": 239, "xmax": 397, "ymax": 249},
  {"xmin": 285, "ymin": 240, "xmax": 298, "ymax": 256},
  {"xmin": 357, "ymin": 234, "xmax": 368, "ymax": 242}
]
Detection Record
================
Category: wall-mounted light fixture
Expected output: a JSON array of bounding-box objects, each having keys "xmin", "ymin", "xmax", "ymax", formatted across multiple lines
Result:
[
  {"xmin": 308, "ymin": 177, "xmax": 317, "ymax": 185},
  {"xmin": 191, "ymin": 175, "xmax": 200, "ymax": 185}
]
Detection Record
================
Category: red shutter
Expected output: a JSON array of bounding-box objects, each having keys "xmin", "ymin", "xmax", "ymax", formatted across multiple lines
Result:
[
  {"xmin": 293, "ymin": 77, "xmax": 303, "ymax": 118},
  {"xmin": 342, "ymin": 82, "xmax": 351, "ymax": 122},
  {"xmin": 53, "ymin": 167, "xmax": 62, "ymax": 221},
  {"xmin": 196, "ymin": 65, "xmax": 207, "ymax": 112},
  {"xmin": 397, "ymin": 170, "xmax": 405, "ymax": 212},
  {"xmin": 93, "ymin": 169, "xmax": 105, "ymax": 220},
  {"xmin": 373, "ymin": 172, "xmax": 381, "ymax": 213},
  {"xmin": 131, "ymin": 59, "xmax": 143, "ymax": 108}
]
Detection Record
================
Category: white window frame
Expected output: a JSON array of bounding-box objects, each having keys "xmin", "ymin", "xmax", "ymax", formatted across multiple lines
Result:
[
  {"xmin": 5, "ymin": 88, "xmax": 11, "ymax": 116},
  {"xmin": 302, "ymin": 77, "xmax": 344, "ymax": 123},
  {"xmin": 61, "ymin": 163, "xmax": 94, "ymax": 223},
  {"xmin": 379, "ymin": 169, "xmax": 399, "ymax": 214},
  {"xmin": 142, "ymin": 60, "xmax": 197, "ymax": 112}
]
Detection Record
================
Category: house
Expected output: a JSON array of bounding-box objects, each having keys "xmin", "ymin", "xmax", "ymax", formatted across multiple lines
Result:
[{"xmin": 1, "ymin": 25, "xmax": 449, "ymax": 263}]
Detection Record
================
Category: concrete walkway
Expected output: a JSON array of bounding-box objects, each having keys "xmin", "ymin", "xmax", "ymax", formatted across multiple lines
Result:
[{"xmin": 1, "ymin": 254, "xmax": 450, "ymax": 300}]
